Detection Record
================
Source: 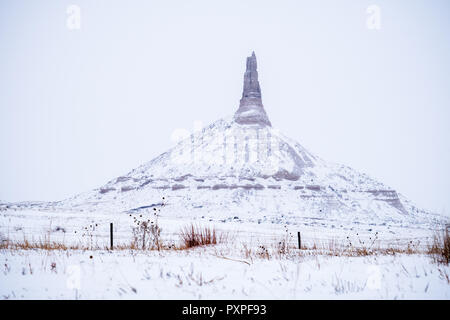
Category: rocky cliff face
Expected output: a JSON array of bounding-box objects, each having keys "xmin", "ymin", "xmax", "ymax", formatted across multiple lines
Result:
[{"xmin": 234, "ymin": 52, "xmax": 271, "ymax": 127}]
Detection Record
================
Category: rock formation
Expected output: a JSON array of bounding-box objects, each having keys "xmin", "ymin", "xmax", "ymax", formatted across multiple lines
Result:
[
  {"xmin": 234, "ymin": 52, "xmax": 272, "ymax": 127},
  {"xmin": 53, "ymin": 52, "xmax": 442, "ymax": 229}
]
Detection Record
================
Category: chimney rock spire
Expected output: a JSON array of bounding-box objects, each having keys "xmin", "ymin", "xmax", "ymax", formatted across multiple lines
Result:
[{"xmin": 234, "ymin": 52, "xmax": 271, "ymax": 127}]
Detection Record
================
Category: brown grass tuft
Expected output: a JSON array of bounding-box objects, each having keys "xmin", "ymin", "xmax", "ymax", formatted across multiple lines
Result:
[
  {"xmin": 179, "ymin": 224, "xmax": 226, "ymax": 248},
  {"xmin": 428, "ymin": 227, "xmax": 450, "ymax": 265},
  {"xmin": 0, "ymin": 238, "xmax": 81, "ymax": 251}
]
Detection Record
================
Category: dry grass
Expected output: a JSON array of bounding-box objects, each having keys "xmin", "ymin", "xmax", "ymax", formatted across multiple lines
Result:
[
  {"xmin": 1, "ymin": 237, "xmax": 425, "ymax": 259},
  {"xmin": 238, "ymin": 236, "xmax": 425, "ymax": 261},
  {"xmin": 0, "ymin": 238, "xmax": 183, "ymax": 252},
  {"xmin": 179, "ymin": 224, "xmax": 227, "ymax": 248},
  {"xmin": 241, "ymin": 243, "xmax": 253, "ymax": 262},
  {"xmin": 428, "ymin": 227, "xmax": 450, "ymax": 265},
  {"xmin": 299, "ymin": 239, "xmax": 423, "ymax": 257},
  {"xmin": 0, "ymin": 227, "xmax": 439, "ymax": 262},
  {"xmin": 0, "ymin": 238, "xmax": 82, "ymax": 251},
  {"xmin": 0, "ymin": 224, "xmax": 229, "ymax": 252}
]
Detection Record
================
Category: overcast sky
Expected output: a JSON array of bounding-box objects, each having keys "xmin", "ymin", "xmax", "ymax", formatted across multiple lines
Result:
[{"xmin": 0, "ymin": 0, "xmax": 449, "ymax": 217}]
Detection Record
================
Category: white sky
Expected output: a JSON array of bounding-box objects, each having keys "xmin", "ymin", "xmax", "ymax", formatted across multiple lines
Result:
[{"xmin": 0, "ymin": 0, "xmax": 449, "ymax": 217}]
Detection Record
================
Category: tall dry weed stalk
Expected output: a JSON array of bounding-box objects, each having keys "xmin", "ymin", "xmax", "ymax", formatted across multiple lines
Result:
[
  {"xmin": 428, "ymin": 227, "xmax": 450, "ymax": 265},
  {"xmin": 130, "ymin": 197, "xmax": 166, "ymax": 250}
]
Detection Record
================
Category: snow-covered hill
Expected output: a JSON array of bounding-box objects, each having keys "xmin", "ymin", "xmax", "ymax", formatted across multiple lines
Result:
[{"xmin": 44, "ymin": 52, "xmax": 442, "ymax": 228}]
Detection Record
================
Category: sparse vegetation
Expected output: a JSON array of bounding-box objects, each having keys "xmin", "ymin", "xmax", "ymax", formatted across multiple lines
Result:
[
  {"xmin": 0, "ymin": 238, "xmax": 81, "ymax": 251},
  {"xmin": 257, "ymin": 244, "xmax": 270, "ymax": 259},
  {"xmin": 1, "ymin": 224, "xmax": 446, "ymax": 272},
  {"xmin": 428, "ymin": 227, "xmax": 450, "ymax": 265},
  {"xmin": 130, "ymin": 197, "xmax": 165, "ymax": 250},
  {"xmin": 77, "ymin": 222, "xmax": 99, "ymax": 249},
  {"xmin": 274, "ymin": 225, "xmax": 293, "ymax": 256},
  {"xmin": 236, "ymin": 231, "xmax": 425, "ymax": 261},
  {"xmin": 179, "ymin": 224, "xmax": 226, "ymax": 248}
]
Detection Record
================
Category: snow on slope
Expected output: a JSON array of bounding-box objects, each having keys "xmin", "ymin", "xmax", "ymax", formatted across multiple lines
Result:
[
  {"xmin": 48, "ymin": 115, "xmax": 442, "ymax": 229},
  {"xmin": 4, "ymin": 52, "xmax": 444, "ymax": 230}
]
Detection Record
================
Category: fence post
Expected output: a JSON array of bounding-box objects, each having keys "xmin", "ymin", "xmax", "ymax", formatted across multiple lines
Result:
[
  {"xmin": 297, "ymin": 231, "xmax": 301, "ymax": 249},
  {"xmin": 110, "ymin": 223, "xmax": 113, "ymax": 250}
]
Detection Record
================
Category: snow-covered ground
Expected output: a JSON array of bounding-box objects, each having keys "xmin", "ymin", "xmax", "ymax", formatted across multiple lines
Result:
[
  {"xmin": 0, "ymin": 208, "xmax": 449, "ymax": 299},
  {"xmin": 1, "ymin": 246, "xmax": 449, "ymax": 299}
]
